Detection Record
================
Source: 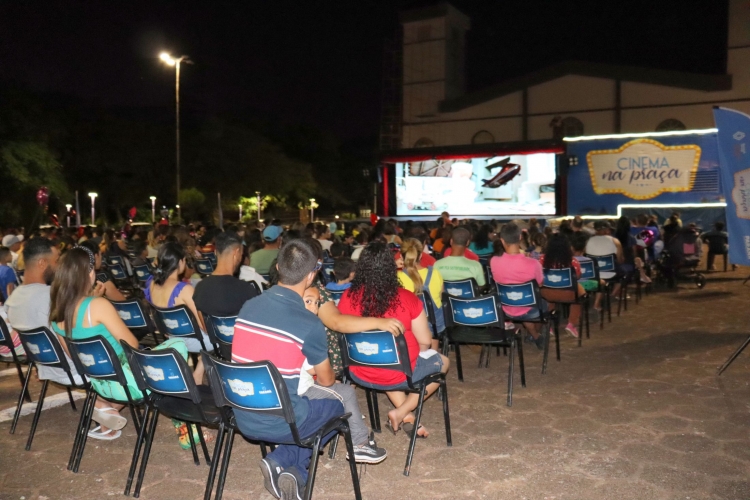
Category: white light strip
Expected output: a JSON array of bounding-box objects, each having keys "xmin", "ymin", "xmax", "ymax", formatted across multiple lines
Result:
[
  {"xmin": 554, "ymin": 202, "xmax": 727, "ymax": 221},
  {"xmin": 563, "ymin": 128, "xmax": 718, "ymax": 142}
]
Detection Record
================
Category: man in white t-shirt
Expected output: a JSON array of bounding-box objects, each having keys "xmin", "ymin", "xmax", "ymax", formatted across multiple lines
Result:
[{"xmin": 585, "ymin": 221, "xmax": 624, "ymax": 312}]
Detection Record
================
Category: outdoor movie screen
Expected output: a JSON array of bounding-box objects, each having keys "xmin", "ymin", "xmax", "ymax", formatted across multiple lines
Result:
[{"xmin": 395, "ymin": 153, "xmax": 557, "ymax": 217}]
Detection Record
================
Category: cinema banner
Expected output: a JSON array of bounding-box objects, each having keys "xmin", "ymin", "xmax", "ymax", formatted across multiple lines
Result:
[
  {"xmin": 586, "ymin": 139, "xmax": 701, "ymax": 200},
  {"xmin": 566, "ymin": 132, "xmax": 722, "ymax": 215},
  {"xmin": 713, "ymin": 107, "xmax": 750, "ymax": 266}
]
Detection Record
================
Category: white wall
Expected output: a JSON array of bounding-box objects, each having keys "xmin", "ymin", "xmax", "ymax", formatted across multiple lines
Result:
[{"xmin": 528, "ymin": 75, "xmax": 615, "ymax": 113}]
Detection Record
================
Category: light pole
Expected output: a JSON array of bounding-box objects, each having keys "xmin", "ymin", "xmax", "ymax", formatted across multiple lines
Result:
[
  {"xmin": 65, "ymin": 204, "xmax": 72, "ymax": 227},
  {"xmin": 175, "ymin": 204, "xmax": 181, "ymax": 223},
  {"xmin": 88, "ymin": 192, "xmax": 97, "ymax": 225},
  {"xmin": 255, "ymin": 191, "xmax": 262, "ymax": 224},
  {"xmin": 150, "ymin": 196, "xmax": 157, "ymax": 223},
  {"xmin": 159, "ymin": 51, "xmax": 191, "ymax": 209},
  {"xmin": 309, "ymin": 198, "xmax": 315, "ymax": 223},
  {"xmin": 238, "ymin": 203, "xmax": 243, "ymax": 222}
]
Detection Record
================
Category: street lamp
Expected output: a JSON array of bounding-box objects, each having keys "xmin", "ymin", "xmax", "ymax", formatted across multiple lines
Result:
[
  {"xmin": 88, "ymin": 192, "xmax": 97, "ymax": 225},
  {"xmin": 159, "ymin": 51, "xmax": 192, "ymax": 209},
  {"xmin": 238, "ymin": 203, "xmax": 243, "ymax": 221},
  {"xmin": 255, "ymin": 191, "xmax": 262, "ymax": 224},
  {"xmin": 149, "ymin": 196, "xmax": 157, "ymax": 222},
  {"xmin": 65, "ymin": 204, "xmax": 72, "ymax": 227},
  {"xmin": 309, "ymin": 198, "xmax": 316, "ymax": 223},
  {"xmin": 175, "ymin": 204, "xmax": 181, "ymax": 223}
]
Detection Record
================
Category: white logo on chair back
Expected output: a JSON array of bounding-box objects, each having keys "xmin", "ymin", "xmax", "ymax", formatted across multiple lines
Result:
[
  {"xmin": 228, "ymin": 379, "xmax": 254, "ymax": 397},
  {"xmin": 164, "ymin": 319, "xmax": 179, "ymax": 330},
  {"xmin": 118, "ymin": 310, "xmax": 132, "ymax": 321},
  {"xmin": 548, "ymin": 274, "xmax": 563, "ymax": 283},
  {"xmin": 598, "ymin": 260, "xmax": 608, "ymax": 268},
  {"xmin": 217, "ymin": 324, "xmax": 234, "ymax": 337},
  {"xmin": 463, "ymin": 307, "xmax": 483, "ymax": 319},
  {"xmin": 27, "ymin": 342, "xmax": 40, "ymax": 355},
  {"xmin": 136, "ymin": 270, "xmax": 146, "ymax": 277},
  {"xmin": 446, "ymin": 287, "xmax": 463, "ymax": 296},
  {"xmin": 506, "ymin": 291, "xmax": 524, "ymax": 301},
  {"xmin": 355, "ymin": 342, "xmax": 379, "ymax": 356},
  {"xmin": 112, "ymin": 269, "xmax": 122, "ymax": 277},
  {"xmin": 78, "ymin": 352, "xmax": 96, "ymax": 367},
  {"xmin": 198, "ymin": 263, "xmax": 208, "ymax": 271},
  {"xmin": 144, "ymin": 365, "xmax": 165, "ymax": 381}
]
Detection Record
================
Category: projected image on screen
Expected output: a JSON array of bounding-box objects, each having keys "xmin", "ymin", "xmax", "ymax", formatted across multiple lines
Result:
[{"xmin": 395, "ymin": 154, "xmax": 557, "ymax": 216}]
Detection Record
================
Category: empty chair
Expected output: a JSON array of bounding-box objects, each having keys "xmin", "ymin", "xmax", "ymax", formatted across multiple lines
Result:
[
  {"xmin": 202, "ymin": 352, "xmax": 362, "ymax": 500},
  {"xmin": 445, "ymin": 294, "xmax": 525, "ymax": 405}
]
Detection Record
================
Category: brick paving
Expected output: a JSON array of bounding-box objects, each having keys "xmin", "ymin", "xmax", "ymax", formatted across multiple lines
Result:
[{"xmin": 2, "ymin": 267, "xmax": 750, "ymax": 499}]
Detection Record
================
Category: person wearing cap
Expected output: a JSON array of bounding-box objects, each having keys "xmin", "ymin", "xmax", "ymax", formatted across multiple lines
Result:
[
  {"xmin": 585, "ymin": 220, "xmax": 624, "ymax": 314},
  {"xmin": 250, "ymin": 225, "xmax": 283, "ymax": 275},
  {"xmin": 2, "ymin": 234, "xmax": 22, "ymax": 270}
]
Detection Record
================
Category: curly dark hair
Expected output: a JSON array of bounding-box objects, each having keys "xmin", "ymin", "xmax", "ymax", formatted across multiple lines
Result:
[
  {"xmin": 542, "ymin": 233, "xmax": 573, "ymax": 270},
  {"xmin": 348, "ymin": 242, "xmax": 401, "ymax": 318}
]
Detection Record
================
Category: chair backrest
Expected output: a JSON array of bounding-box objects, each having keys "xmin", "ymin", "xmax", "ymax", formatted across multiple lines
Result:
[
  {"xmin": 247, "ymin": 280, "xmax": 262, "ymax": 296},
  {"xmin": 446, "ymin": 294, "xmax": 503, "ymax": 327},
  {"xmin": 420, "ymin": 289, "xmax": 446, "ymax": 336},
  {"xmin": 200, "ymin": 252, "xmax": 217, "ymax": 266},
  {"xmin": 321, "ymin": 262, "xmax": 335, "ymax": 284},
  {"xmin": 578, "ymin": 259, "xmax": 598, "ymax": 281},
  {"xmin": 16, "ymin": 327, "xmax": 71, "ymax": 376},
  {"xmin": 133, "ymin": 264, "xmax": 152, "ymax": 284},
  {"xmin": 110, "ymin": 298, "xmax": 156, "ymax": 333},
  {"xmin": 203, "ymin": 314, "xmax": 237, "ymax": 361},
  {"xmin": 108, "ymin": 255, "xmax": 126, "ymax": 268},
  {"xmin": 0, "ymin": 317, "xmax": 12, "ymax": 349},
  {"xmin": 444, "ymin": 278, "xmax": 479, "ymax": 298},
  {"xmin": 586, "ymin": 254, "xmax": 616, "ymax": 274},
  {"xmin": 195, "ymin": 259, "xmax": 215, "ymax": 275},
  {"xmin": 152, "ymin": 304, "xmax": 207, "ymax": 351},
  {"xmin": 542, "ymin": 267, "xmax": 576, "ymax": 289},
  {"xmin": 327, "ymin": 290, "xmax": 344, "ymax": 305},
  {"xmin": 108, "ymin": 263, "xmax": 128, "ymax": 282},
  {"xmin": 496, "ymin": 280, "xmax": 541, "ymax": 308},
  {"xmin": 202, "ymin": 352, "xmax": 295, "ymax": 426},
  {"xmin": 339, "ymin": 330, "xmax": 413, "ymax": 385},
  {"xmin": 260, "ymin": 274, "xmax": 271, "ymax": 283},
  {"xmin": 122, "ymin": 342, "xmax": 200, "ymax": 403},
  {"xmin": 65, "ymin": 335, "xmax": 123, "ymax": 383}
]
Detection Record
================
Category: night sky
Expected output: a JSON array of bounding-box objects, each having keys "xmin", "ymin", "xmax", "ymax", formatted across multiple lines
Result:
[{"xmin": 0, "ymin": 0, "xmax": 728, "ymax": 141}]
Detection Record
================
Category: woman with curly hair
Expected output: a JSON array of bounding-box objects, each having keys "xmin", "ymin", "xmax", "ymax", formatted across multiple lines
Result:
[
  {"xmin": 540, "ymin": 233, "xmax": 586, "ymax": 338},
  {"xmin": 337, "ymin": 242, "xmax": 450, "ymax": 439}
]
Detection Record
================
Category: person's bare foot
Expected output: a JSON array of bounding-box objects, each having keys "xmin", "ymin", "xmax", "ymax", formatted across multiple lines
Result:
[
  {"xmin": 387, "ymin": 409, "xmax": 402, "ymax": 434},
  {"xmin": 402, "ymin": 415, "xmax": 429, "ymax": 438}
]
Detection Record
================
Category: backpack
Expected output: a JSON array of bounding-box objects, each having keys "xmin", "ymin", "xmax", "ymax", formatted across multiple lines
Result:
[{"xmin": 420, "ymin": 266, "xmax": 446, "ymax": 337}]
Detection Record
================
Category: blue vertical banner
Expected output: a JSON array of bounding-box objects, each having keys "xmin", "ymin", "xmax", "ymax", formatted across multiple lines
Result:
[{"xmin": 713, "ymin": 107, "xmax": 750, "ymax": 266}]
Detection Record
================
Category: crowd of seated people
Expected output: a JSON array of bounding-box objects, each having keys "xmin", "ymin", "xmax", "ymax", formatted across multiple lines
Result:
[{"xmin": 0, "ymin": 210, "xmax": 732, "ymax": 498}]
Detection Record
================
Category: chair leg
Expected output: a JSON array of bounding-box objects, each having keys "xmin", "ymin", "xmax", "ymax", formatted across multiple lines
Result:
[
  {"xmin": 14, "ymin": 361, "xmax": 31, "ymax": 402},
  {"xmin": 73, "ymin": 392, "xmax": 98, "ymax": 473},
  {"xmin": 542, "ymin": 320, "xmax": 552, "ymax": 375},
  {"xmin": 365, "ymin": 389, "xmax": 378, "ymax": 433},
  {"xmin": 134, "ymin": 411, "xmax": 161, "ymax": 498},
  {"xmin": 454, "ymin": 343, "xmax": 464, "ymax": 382},
  {"xmin": 607, "ymin": 287, "xmax": 612, "ymax": 323},
  {"xmin": 25, "ymin": 379, "xmax": 49, "ymax": 451},
  {"xmin": 585, "ymin": 297, "xmax": 590, "ymax": 339},
  {"xmin": 341, "ymin": 423, "xmax": 363, "ymax": 500},
  {"xmin": 259, "ymin": 442, "xmax": 268, "ymax": 458},
  {"xmin": 197, "ymin": 424, "xmax": 212, "ymax": 465},
  {"xmin": 516, "ymin": 336, "xmax": 526, "ymax": 388},
  {"xmin": 214, "ymin": 427, "xmax": 236, "ymax": 500},
  {"xmin": 599, "ymin": 292, "xmax": 605, "ymax": 330},
  {"xmin": 404, "ymin": 385, "xmax": 427, "ymax": 476},
  {"xmin": 371, "ymin": 391, "xmax": 381, "ymax": 433},
  {"xmin": 66, "ymin": 386, "xmax": 77, "ymax": 411},
  {"xmin": 477, "ymin": 344, "xmax": 486, "ymax": 369},
  {"xmin": 11, "ymin": 362, "xmax": 34, "ymax": 434},
  {"xmin": 328, "ymin": 433, "xmax": 340, "ymax": 460},
  {"xmin": 507, "ymin": 340, "xmax": 515, "ymax": 407},
  {"xmin": 187, "ymin": 422, "xmax": 200, "ymax": 466},
  {"xmin": 554, "ymin": 319, "xmax": 561, "ymax": 362},
  {"xmin": 68, "ymin": 389, "xmax": 95, "ymax": 471},
  {"xmin": 303, "ymin": 433, "xmax": 323, "ymax": 500},
  {"xmin": 441, "ymin": 378, "xmax": 451, "ymax": 447},
  {"xmin": 204, "ymin": 423, "xmax": 227, "ymax": 500},
  {"xmin": 125, "ymin": 404, "xmax": 153, "ymax": 496}
]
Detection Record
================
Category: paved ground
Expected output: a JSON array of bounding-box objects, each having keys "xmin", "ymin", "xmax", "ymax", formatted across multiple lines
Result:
[{"xmin": 1, "ymin": 265, "xmax": 750, "ymax": 500}]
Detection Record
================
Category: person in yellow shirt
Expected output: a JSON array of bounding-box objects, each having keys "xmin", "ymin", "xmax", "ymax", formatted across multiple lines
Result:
[{"xmin": 398, "ymin": 238, "xmax": 444, "ymax": 349}]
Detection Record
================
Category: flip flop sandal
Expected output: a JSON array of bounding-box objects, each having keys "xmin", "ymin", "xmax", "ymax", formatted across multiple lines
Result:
[
  {"xmin": 402, "ymin": 422, "xmax": 428, "ymax": 439},
  {"xmin": 87, "ymin": 425, "xmax": 122, "ymax": 441},
  {"xmin": 385, "ymin": 420, "xmax": 402, "ymax": 436},
  {"xmin": 93, "ymin": 407, "xmax": 127, "ymax": 431}
]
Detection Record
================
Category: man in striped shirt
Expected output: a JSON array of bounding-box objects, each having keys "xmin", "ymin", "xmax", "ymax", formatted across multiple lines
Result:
[{"xmin": 233, "ymin": 238, "xmax": 385, "ymax": 500}]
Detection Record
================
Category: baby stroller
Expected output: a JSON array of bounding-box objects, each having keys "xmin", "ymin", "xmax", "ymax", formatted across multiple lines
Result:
[{"xmin": 655, "ymin": 227, "xmax": 706, "ymax": 289}]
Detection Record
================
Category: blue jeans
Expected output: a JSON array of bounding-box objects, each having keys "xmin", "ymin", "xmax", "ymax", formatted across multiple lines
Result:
[{"xmin": 262, "ymin": 398, "xmax": 344, "ymax": 485}]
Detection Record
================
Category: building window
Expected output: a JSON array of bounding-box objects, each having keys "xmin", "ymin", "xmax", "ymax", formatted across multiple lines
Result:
[
  {"xmin": 656, "ymin": 119, "xmax": 686, "ymax": 132},
  {"xmin": 472, "ymin": 130, "xmax": 495, "ymax": 144},
  {"xmin": 413, "ymin": 137, "xmax": 434, "ymax": 148},
  {"xmin": 561, "ymin": 116, "xmax": 584, "ymax": 137}
]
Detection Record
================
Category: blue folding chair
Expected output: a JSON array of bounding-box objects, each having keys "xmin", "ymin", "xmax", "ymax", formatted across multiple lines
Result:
[
  {"xmin": 321, "ymin": 261, "xmax": 335, "ymax": 285},
  {"xmin": 152, "ymin": 305, "xmax": 212, "ymax": 362},
  {"xmin": 11, "ymin": 327, "xmax": 81, "ymax": 450},
  {"xmin": 110, "ymin": 298, "xmax": 162, "ymax": 344},
  {"xmin": 445, "ymin": 294, "xmax": 524, "ymax": 406},
  {"xmin": 339, "ymin": 330, "xmax": 451, "ymax": 476},
  {"xmin": 195, "ymin": 259, "xmax": 215, "ymax": 277},
  {"xmin": 202, "ymin": 353, "xmax": 362, "ymax": 500},
  {"xmin": 543, "ymin": 267, "xmax": 589, "ymax": 347},
  {"xmin": 581, "ymin": 257, "xmax": 612, "ymax": 328},
  {"xmin": 0, "ymin": 317, "xmax": 31, "ymax": 401},
  {"xmin": 122, "ymin": 343, "xmax": 220, "ymax": 498},
  {"xmin": 201, "ymin": 252, "xmax": 218, "ymax": 267},
  {"xmin": 65, "ymin": 335, "xmax": 146, "ymax": 473},
  {"xmin": 327, "ymin": 290, "xmax": 344, "ymax": 305},
  {"xmin": 443, "ymin": 278, "xmax": 480, "ymax": 298},
  {"xmin": 496, "ymin": 280, "xmax": 557, "ymax": 374},
  {"xmin": 108, "ymin": 255, "xmax": 127, "ymax": 268},
  {"xmin": 202, "ymin": 313, "xmax": 237, "ymax": 361},
  {"xmin": 132, "ymin": 264, "xmax": 152, "ymax": 286}
]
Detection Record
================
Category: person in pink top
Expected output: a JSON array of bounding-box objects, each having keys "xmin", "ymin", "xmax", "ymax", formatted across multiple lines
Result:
[{"xmin": 490, "ymin": 222, "xmax": 546, "ymax": 350}]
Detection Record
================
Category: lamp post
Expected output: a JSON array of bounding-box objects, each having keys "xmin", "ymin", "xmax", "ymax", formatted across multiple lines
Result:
[
  {"xmin": 309, "ymin": 198, "xmax": 315, "ymax": 223},
  {"xmin": 65, "ymin": 204, "xmax": 72, "ymax": 227},
  {"xmin": 238, "ymin": 203, "xmax": 243, "ymax": 222},
  {"xmin": 88, "ymin": 192, "xmax": 97, "ymax": 225},
  {"xmin": 175, "ymin": 204, "xmax": 181, "ymax": 223},
  {"xmin": 159, "ymin": 51, "xmax": 191, "ymax": 210},
  {"xmin": 255, "ymin": 191, "xmax": 262, "ymax": 224},
  {"xmin": 150, "ymin": 196, "xmax": 157, "ymax": 223}
]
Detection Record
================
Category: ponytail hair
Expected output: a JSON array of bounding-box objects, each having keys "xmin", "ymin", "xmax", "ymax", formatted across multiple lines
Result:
[
  {"xmin": 400, "ymin": 238, "xmax": 424, "ymax": 294},
  {"xmin": 153, "ymin": 241, "xmax": 185, "ymax": 286}
]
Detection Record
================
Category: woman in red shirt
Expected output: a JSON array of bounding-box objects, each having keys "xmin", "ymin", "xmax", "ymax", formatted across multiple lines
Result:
[
  {"xmin": 539, "ymin": 233, "xmax": 586, "ymax": 338},
  {"xmin": 338, "ymin": 242, "xmax": 450, "ymax": 439}
]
